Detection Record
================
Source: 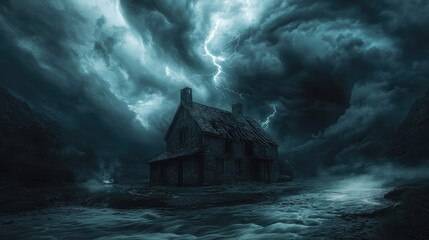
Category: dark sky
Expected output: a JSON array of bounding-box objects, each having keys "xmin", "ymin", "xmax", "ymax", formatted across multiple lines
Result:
[{"xmin": 1, "ymin": 0, "xmax": 428, "ymax": 173}]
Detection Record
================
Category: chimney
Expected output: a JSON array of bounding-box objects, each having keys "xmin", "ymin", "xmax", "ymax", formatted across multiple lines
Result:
[
  {"xmin": 180, "ymin": 87, "xmax": 192, "ymax": 107},
  {"xmin": 232, "ymin": 103, "xmax": 243, "ymax": 120}
]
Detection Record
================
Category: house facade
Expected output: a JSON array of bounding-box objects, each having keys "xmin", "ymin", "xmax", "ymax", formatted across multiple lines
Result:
[{"xmin": 148, "ymin": 87, "xmax": 279, "ymax": 185}]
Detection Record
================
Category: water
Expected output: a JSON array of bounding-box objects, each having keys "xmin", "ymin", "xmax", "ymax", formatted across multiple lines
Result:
[{"xmin": 0, "ymin": 178, "xmax": 392, "ymax": 239}]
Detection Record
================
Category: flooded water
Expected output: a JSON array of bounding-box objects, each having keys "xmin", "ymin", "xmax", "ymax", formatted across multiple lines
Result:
[{"xmin": 0, "ymin": 178, "xmax": 392, "ymax": 240}]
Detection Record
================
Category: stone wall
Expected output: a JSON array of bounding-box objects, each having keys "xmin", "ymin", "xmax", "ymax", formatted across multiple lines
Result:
[
  {"xmin": 166, "ymin": 105, "xmax": 202, "ymax": 152},
  {"xmin": 202, "ymin": 135, "xmax": 279, "ymax": 184},
  {"xmin": 182, "ymin": 156, "xmax": 203, "ymax": 185},
  {"xmin": 253, "ymin": 143, "xmax": 279, "ymax": 182},
  {"xmin": 202, "ymin": 136, "xmax": 225, "ymax": 184},
  {"xmin": 165, "ymin": 160, "xmax": 179, "ymax": 185},
  {"xmin": 148, "ymin": 160, "xmax": 178, "ymax": 185},
  {"xmin": 150, "ymin": 153, "xmax": 204, "ymax": 186}
]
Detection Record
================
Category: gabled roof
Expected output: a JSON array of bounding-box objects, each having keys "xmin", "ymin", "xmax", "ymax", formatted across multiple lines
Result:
[
  {"xmin": 155, "ymin": 101, "xmax": 278, "ymax": 163},
  {"xmin": 186, "ymin": 102, "xmax": 277, "ymax": 146}
]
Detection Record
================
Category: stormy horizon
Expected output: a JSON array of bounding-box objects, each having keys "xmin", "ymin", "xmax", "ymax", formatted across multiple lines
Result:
[{"xmin": 1, "ymin": 0, "xmax": 429, "ymax": 239}]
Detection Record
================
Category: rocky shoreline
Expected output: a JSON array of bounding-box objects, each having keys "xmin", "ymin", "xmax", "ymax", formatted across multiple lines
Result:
[{"xmin": 341, "ymin": 180, "xmax": 429, "ymax": 239}]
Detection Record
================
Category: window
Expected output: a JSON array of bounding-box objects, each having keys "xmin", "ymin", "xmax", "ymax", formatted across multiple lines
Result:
[
  {"xmin": 216, "ymin": 157, "xmax": 224, "ymax": 174},
  {"xmin": 235, "ymin": 158, "xmax": 243, "ymax": 175},
  {"xmin": 245, "ymin": 142, "xmax": 253, "ymax": 156},
  {"xmin": 178, "ymin": 126, "xmax": 188, "ymax": 145},
  {"xmin": 225, "ymin": 140, "xmax": 233, "ymax": 154}
]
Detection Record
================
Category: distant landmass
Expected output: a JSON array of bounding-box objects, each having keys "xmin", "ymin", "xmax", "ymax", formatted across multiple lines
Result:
[
  {"xmin": 0, "ymin": 88, "xmax": 106, "ymax": 183},
  {"xmin": 0, "ymin": 88, "xmax": 149, "ymax": 184},
  {"xmin": 391, "ymin": 90, "xmax": 429, "ymax": 164}
]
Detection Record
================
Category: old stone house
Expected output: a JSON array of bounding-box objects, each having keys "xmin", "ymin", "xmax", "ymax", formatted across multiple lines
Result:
[{"xmin": 148, "ymin": 87, "xmax": 279, "ymax": 185}]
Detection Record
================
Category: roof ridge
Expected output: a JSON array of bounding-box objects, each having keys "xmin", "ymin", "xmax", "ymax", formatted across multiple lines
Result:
[
  {"xmin": 191, "ymin": 101, "xmax": 231, "ymax": 114},
  {"xmin": 192, "ymin": 101, "xmax": 255, "ymax": 119}
]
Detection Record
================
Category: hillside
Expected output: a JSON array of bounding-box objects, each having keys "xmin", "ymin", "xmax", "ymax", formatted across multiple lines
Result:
[
  {"xmin": 391, "ymin": 90, "xmax": 429, "ymax": 163},
  {"xmin": 0, "ymin": 88, "xmax": 74, "ymax": 182}
]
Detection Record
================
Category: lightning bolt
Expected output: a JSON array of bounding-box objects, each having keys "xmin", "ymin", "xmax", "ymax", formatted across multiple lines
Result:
[
  {"xmin": 261, "ymin": 106, "xmax": 277, "ymax": 129},
  {"xmin": 204, "ymin": 19, "xmax": 224, "ymax": 86},
  {"xmin": 202, "ymin": 6, "xmax": 278, "ymax": 129},
  {"xmin": 203, "ymin": 17, "xmax": 248, "ymax": 99}
]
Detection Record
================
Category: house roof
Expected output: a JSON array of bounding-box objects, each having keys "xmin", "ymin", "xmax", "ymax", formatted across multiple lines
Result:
[
  {"xmin": 185, "ymin": 102, "xmax": 278, "ymax": 146},
  {"xmin": 153, "ymin": 101, "xmax": 278, "ymax": 163}
]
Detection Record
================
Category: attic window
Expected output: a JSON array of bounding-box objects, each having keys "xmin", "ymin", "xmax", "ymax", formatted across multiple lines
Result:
[{"xmin": 179, "ymin": 126, "xmax": 188, "ymax": 145}]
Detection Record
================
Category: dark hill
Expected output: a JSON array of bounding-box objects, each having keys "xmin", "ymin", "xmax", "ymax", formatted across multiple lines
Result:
[
  {"xmin": 0, "ymin": 88, "xmax": 75, "ymax": 182},
  {"xmin": 391, "ymin": 90, "xmax": 429, "ymax": 163}
]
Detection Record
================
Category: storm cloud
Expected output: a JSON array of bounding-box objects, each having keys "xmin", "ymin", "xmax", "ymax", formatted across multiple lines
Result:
[{"xmin": 1, "ymin": 0, "xmax": 428, "ymax": 176}]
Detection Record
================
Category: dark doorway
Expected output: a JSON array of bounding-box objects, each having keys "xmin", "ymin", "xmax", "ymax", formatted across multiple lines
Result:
[
  {"xmin": 160, "ymin": 163, "xmax": 167, "ymax": 185},
  {"xmin": 253, "ymin": 158, "xmax": 273, "ymax": 183},
  {"xmin": 235, "ymin": 158, "xmax": 243, "ymax": 175},
  {"xmin": 253, "ymin": 159, "xmax": 261, "ymax": 181},
  {"xmin": 265, "ymin": 161, "xmax": 272, "ymax": 183},
  {"xmin": 178, "ymin": 159, "xmax": 183, "ymax": 186},
  {"xmin": 194, "ymin": 157, "xmax": 204, "ymax": 185}
]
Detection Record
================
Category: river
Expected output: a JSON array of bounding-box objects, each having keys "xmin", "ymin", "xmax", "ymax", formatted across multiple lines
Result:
[{"xmin": 0, "ymin": 177, "xmax": 393, "ymax": 239}]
